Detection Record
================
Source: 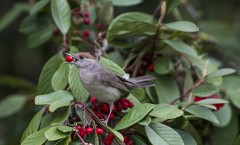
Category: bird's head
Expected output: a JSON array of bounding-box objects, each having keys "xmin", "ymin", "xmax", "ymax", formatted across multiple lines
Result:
[{"xmin": 65, "ymin": 52, "xmax": 96, "ymax": 68}]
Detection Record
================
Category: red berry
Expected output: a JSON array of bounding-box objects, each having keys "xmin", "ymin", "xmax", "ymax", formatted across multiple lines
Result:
[
  {"xmin": 122, "ymin": 102, "xmax": 129, "ymax": 110},
  {"xmin": 83, "ymin": 30, "xmax": 90, "ymax": 37},
  {"xmin": 148, "ymin": 64, "xmax": 154, "ymax": 71},
  {"xmin": 79, "ymin": 129, "xmax": 86, "ymax": 137},
  {"xmin": 109, "ymin": 113, "xmax": 115, "ymax": 120},
  {"xmin": 90, "ymin": 97, "xmax": 97, "ymax": 103},
  {"xmin": 128, "ymin": 101, "xmax": 134, "ymax": 108},
  {"xmin": 96, "ymin": 128, "xmax": 104, "ymax": 135},
  {"xmin": 85, "ymin": 127, "xmax": 93, "ymax": 134},
  {"xmin": 84, "ymin": 12, "xmax": 90, "ymax": 17},
  {"xmin": 193, "ymin": 96, "xmax": 205, "ymax": 102},
  {"xmin": 124, "ymin": 136, "xmax": 130, "ymax": 142},
  {"xmin": 75, "ymin": 125, "xmax": 82, "ymax": 131},
  {"xmin": 103, "ymin": 139, "xmax": 112, "ymax": 145},
  {"xmin": 107, "ymin": 134, "xmax": 115, "ymax": 139},
  {"xmin": 83, "ymin": 18, "xmax": 90, "ymax": 25},
  {"xmin": 65, "ymin": 55, "xmax": 73, "ymax": 62}
]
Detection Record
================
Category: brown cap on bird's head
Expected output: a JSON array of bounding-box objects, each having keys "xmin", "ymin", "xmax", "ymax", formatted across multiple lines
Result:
[{"xmin": 74, "ymin": 52, "xmax": 96, "ymax": 60}]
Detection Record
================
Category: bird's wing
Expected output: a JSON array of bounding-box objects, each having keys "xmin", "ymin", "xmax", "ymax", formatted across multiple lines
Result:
[{"xmin": 100, "ymin": 69, "xmax": 130, "ymax": 92}]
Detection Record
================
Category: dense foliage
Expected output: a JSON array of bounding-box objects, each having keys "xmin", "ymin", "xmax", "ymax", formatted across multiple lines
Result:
[{"xmin": 0, "ymin": 0, "xmax": 240, "ymax": 145}]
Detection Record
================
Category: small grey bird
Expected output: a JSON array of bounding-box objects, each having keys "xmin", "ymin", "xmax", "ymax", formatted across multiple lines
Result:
[{"xmin": 66, "ymin": 52, "xmax": 155, "ymax": 124}]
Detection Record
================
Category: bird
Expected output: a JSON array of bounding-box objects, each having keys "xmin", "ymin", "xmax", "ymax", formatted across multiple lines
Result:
[{"xmin": 66, "ymin": 52, "xmax": 155, "ymax": 124}]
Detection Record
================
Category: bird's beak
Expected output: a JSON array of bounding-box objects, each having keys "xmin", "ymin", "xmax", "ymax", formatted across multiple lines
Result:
[{"xmin": 64, "ymin": 53, "xmax": 78, "ymax": 64}]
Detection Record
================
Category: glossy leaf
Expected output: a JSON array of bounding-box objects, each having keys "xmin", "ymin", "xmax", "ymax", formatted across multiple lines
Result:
[
  {"xmin": 145, "ymin": 123, "xmax": 184, "ymax": 145},
  {"xmin": 49, "ymin": 99, "xmax": 71, "ymax": 112},
  {"xmin": 214, "ymin": 104, "xmax": 231, "ymax": 127},
  {"xmin": 166, "ymin": 0, "xmax": 180, "ymax": 13},
  {"xmin": 164, "ymin": 21, "xmax": 199, "ymax": 32},
  {"xmin": 98, "ymin": 1, "xmax": 113, "ymax": 26},
  {"xmin": 112, "ymin": 0, "xmax": 143, "ymax": 6},
  {"xmin": 21, "ymin": 108, "xmax": 45, "ymax": 143},
  {"xmin": 57, "ymin": 126, "xmax": 73, "ymax": 133},
  {"xmin": 175, "ymin": 129, "xmax": 197, "ymax": 145},
  {"xmin": 222, "ymin": 76, "xmax": 240, "ymax": 108},
  {"xmin": 45, "ymin": 126, "xmax": 68, "ymax": 141},
  {"xmin": 99, "ymin": 57, "xmax": 126, "ymax": 76},
  {"xmin": 35, "ymin": 90, "xmax": 73, "ymax": 105},
  {"xmin": 21, "ymin": 128, "xmax": 47, "ymax": 145},
  {"xmin": 40, "ymin": 106, "xmax": 71, "ymax": 128},
  {"xmin": 153, "ymin": 57, "xmax": 171, "ymax": 74},
  {"xmin": 68, "ymin": 66, "xmax": 89, "ymax": 102},
  {"xmin": 192, "ymin": 83, "xmax": 219, "ymax": 97},
  {"xmin": 132, "ymin": 135, "xmax": 150, "ymax": 145},
  {"xmin": 37, "ymin": 53, "xmax": 63, "ymax": 95},
  {"xmin": 149, "ymin": 104, "xmax": 183, "ymax": 120},
  {"xmin": 152, "ymin": 74, "xmax": 180, "ymax": 104},
  {"xmin": 30, "ymin": 0, "xmax": 50, "ymax": 15},
  {"xmin": 164, "ymin": 40, "xmax": 198, "ymax": 57},
  {"xmin": 51, "ymin": 0, "xmax": 71, "ymax": 34},
  {"xmin": 138, "ymin": 116, "xmax": 151, "ymax": 126},
  {"xmin": 185, "ymin": 105, "xmax": 219, "ymax": 124},
  {"xmin": 195, "ymin": 98, "xmax": 228, "ymax": 105},
  {"xmin": 0, "ymin": 94, "xmax": 27, "ymax": 118},
  {"xmin": 210, "ymin": 110, "xmax": 238, "ymax": 145},
  {"xmin": 207, "ymin": 68, "xmax": 236, "ymax": 79},
  {"xmin": 51, "ymin": 63, "xmax": 69, "ymax": 91},
  {"xmin": 114, "ymin": 103, "xmax": 154, "ymax": 130}
]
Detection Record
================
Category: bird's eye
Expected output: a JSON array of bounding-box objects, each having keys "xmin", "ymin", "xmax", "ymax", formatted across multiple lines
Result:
[{"xmin": 79, "ymin": 55, "xmax": 84, "ymax": 59}]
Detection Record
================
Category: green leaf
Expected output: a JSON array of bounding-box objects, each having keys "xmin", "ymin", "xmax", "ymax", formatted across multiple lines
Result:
[
  {"xmin": 184, "ymin": 123, "xmax": 203, "ymax": 145},
  {"xmin": 98, "ymin": 1, "xmax": 113, "ymax": 26},
  {"xmin": 108, "ymin": 50, "xmax": 124, "ymax": 67},
  {"xmin": 210, "ymin": 110, "xmax": 238, "ymax": 145},
  {"xmin": 175, "ymin": 129, "xmax": 197, "ymax": 145},
  {"xmin": 45, "ymin": 126, "xmax": 68, "ymax": 141},
  {"xmin": 68, "ymin": 66, "xmax": 89, "ymax": 102},
  {"xmin": 21, "ymin": 108, "xmax": 45, "ymax": 143},
  {"xmin": 40, "ymin": 106, "xmax": 71, "ymax": 128},
  {"xmin": 21, "ymin": 128, "xmax": 48, "ymax": 145},
  {"xmin": 164, "ymin": 21, "xmax": 199, "ymax": 32},
  {"xmin": 132, "ymin": 135, "xmax": 150, "ymax": 145},
  {"xmin": 207, "ymin": 68, "xmax": 236, "ymax": 79},
  {"xmin": 185, "ymin": 105, "xmax": 219, "ymax": 124},
  {"xmin": 51, "ymin": 0, "xmax": 71, "ymax": 34},
  {"xmin": 138, "ymin": 116, "xmax": 151, "ymax": 126},
  {"xmin": 35, "ymin": 90, "xmax": 73, "ymax": 105},
  {"xmin": 49, "ymin": 99, "xmax": 71, "ymax": 112},
  {"xmin": 222, "ymin": 76, "xmax": 240, "ymax": 108},
  {"xmin": 27, "ymin": 24, "xmax": 55, "ymax": 48},
  {"xmin": 192, "ymin": 83, "xmax": 219, "ymax": 97},
  {"xmin": 0, "ymin": 3, "xmax": 29, "ymax": 32},
  {"xmin": 51, "ymin": 63, "xmax": 69, "ymax": 91},
  {"xmin": 131, "ymin": 88, "xmax": 145, "ymax": 101},
  {"xmin": 0, "ymin": 94, "xmax": 27, "ymax": 118},
  {"xmin": 57, "ymin": 126, "xmax": 73, "ymax": 132},
  {"xmin": 164, "ymin": 40, "xmax": 198, "ymax": 57},
  {"xmin": 151, "ymin": 74, "xmax": 180, "ymax": 104},
  {"xmin": 149, "ymin": 104, "xmax": 183, "ymax": 120},
  {"xmin": 112, "ymin": 0, "xmax": 143, "ymax": 6},
  {"xmin": 99, "ymin": 57, "xmax": 126, "ymax": 76},
  {"xmin": 195, "ymin": 98, "xmax": 228, "ymax": 105},
  {"xmin": 107, "ymin": 12, "xmax": 155, "ymax": 48},
  {"xmin": 214, "ymin": 104, "xmax": 232, "ymax": 127},
  {"xmin": 145, "ymin": 123, "xmax": 184, "ymax": 145},
  {"xmin": 114, "ymin": 103, "xmax": 154, "ymax": 130},
  {"xmin": 37, "ymin": 53, "xmax": 63, "ymax": 95},
  {"xmin": 30, "ymin": 0, "xmax": 50, "ymax": 15},
  {"xmin": 153, "ymin": 57, "xmax": 171, "ymax": 74},
  {"xmin": 233, "ymin": 135, "xmax": 240, "ymax": 145}
]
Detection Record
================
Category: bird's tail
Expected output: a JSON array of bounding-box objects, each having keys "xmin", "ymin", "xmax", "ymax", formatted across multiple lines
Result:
[{"xmin": 128, "ymin": 75, "xmax": 155, "ymax": 88}]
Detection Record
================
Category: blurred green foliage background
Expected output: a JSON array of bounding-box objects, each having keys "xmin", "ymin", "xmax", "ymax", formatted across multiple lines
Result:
[{"xmin": 0, "ymin": 0, "xmax": 240, "ymax": 145}]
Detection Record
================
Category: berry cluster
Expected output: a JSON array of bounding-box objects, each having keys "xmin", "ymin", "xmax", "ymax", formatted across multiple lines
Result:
[
  {"xmin": 90, "ymin": 97, "xmax": 134, "ymax": 120},
  {"xmin": 194, "ymin": 94, "xmax": 224, "ymax": 110},
  {"xmin": 71, "ymin": 8, "xmax": 91, "ymax": 37},
  {"xmin": 75, "ymin": 125, "xmax": 103, "ymax": 138},
  {"xmin": 102, "ymin": 134, "xmax": 133, "ymax": 145},
  {"xmin": 136, "ymin": 53, "xmax": 155, "ymax": 76}
]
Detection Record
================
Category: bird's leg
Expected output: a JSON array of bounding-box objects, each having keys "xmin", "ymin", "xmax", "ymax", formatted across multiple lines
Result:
[{"xmin": 102, "ymin": 103, "xmax": 114, "ymax": 125}]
